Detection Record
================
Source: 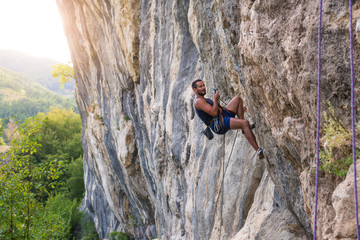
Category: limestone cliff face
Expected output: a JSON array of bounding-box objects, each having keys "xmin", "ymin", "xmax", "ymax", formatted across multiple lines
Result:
[{"xmin": 57, "ymin": 0, "xmax": 360, "ymax": 239}]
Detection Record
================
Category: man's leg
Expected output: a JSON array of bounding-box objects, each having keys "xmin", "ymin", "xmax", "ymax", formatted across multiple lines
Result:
[
  {"xmin": 230, "ymin": 118, "xmax": 259, "ymax": 151},
  {"xmin": 226, "ymin": 96, "xmax": 245, "ymax": 119}
]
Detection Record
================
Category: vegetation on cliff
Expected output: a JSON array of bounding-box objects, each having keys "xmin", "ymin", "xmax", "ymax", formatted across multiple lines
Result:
[{"xmin": 320, "ymin": 103, "xmax": 360, "ymax": 177}]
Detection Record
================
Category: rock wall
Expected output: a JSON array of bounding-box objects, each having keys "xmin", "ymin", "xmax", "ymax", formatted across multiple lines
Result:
[{"xmin": 57, "ymin": 0, "xmax": 360, "ymax": 239}]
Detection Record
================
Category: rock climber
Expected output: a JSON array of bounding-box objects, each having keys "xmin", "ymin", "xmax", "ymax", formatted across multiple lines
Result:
[{"xmin": 192, "ymin": 79, "xmax": 264, "ymax": 159}]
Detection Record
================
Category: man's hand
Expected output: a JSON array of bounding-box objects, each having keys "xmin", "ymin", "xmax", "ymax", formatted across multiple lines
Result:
[{"xmin": 214, "ymin": 92, "xmax": 220, "ymax": 102}]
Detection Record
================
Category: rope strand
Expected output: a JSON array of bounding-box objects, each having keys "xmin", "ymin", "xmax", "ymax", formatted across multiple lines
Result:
[
  {"xmin": 313, "ymin": 0, "xmax": 323, "ymax": 239},
  {"xmin": 349, "ymin": 0, "xmax": 360, "ymax": 238}
]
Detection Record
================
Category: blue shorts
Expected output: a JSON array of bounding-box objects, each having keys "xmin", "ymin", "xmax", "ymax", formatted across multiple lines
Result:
[{"xmin": 210, "ymin": 108, "xmax": 235, "ymax": 135}]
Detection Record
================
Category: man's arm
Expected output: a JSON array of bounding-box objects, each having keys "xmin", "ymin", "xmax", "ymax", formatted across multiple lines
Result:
[{"xmin": 194, "ymin": 92, "xmax": 220, "ymax": 117}]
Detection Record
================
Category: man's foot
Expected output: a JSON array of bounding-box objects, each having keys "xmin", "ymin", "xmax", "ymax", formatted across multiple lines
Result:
[
  {"xmin": 257, "ymin": 148, "xmax": 264, "ymax": 159},
  {"xmin": 242, "ymin": 123, "xmax": 255, "ymax": 134}
]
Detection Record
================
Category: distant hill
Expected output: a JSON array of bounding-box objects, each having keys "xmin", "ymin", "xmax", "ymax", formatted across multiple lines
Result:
[
  {"xmin": 0, "ymin": 66, "xmax": 77, "ymax": 122},
  {"xmin": 0, "ymin": 49, "xmax": 75, "ymax": 95}
]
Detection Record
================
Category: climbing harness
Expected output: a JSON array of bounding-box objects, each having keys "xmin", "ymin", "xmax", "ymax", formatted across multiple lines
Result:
[
  {"xmin": 212, "ymin": 113, "xmax": 226, "ymax": 134},
  {"xmin": 196, "ymin": 88, "xmax": 228, "ymax": 136},
  {"xmin": 313, "ymin": 0, "xmax": 359, "ymax": 239}
]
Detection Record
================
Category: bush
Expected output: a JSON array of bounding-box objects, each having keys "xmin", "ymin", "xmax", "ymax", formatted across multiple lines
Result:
[
  {"xmin": 45, "ymin": 193, "xmax": 83, "ymax": 239},
  {"xmin": 80, "ymin": 214, "xmax": 100, "ymax": 240},
  {"xmin": 320, "ymin": 103, "xmax": 360, "ymax": 176},
  {"xmin": 107, "ymin": 231, "xmax": 133, "ymax": 240}
]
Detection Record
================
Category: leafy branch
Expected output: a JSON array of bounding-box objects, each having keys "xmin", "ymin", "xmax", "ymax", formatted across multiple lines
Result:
[{"xmin": 51, "ymin": 63, "xmax": 74, "ymax": 89}]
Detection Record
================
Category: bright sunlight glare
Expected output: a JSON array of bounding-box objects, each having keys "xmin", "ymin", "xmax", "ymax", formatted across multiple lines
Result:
[{"xmin": 0, "ymin": 0, "xmax": 71, "ymax": 63}]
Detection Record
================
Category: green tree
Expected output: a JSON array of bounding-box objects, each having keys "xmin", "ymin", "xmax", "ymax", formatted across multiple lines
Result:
[
  {"xmin": 66, "ymin": 157, "xmax": 85, "ymax": 200},
  {"xmin": 18, "ymin": 108, "xmax": 84, "ymax": 203},
  {"xmin": 43, "ymin": 193, "xmax": 83, "ymax": 239},
  {"xmin": 0, "ymin": 107, "xmax": 88, "ymax": 239},
  {"xmin": 35, "ymin": 107, "xmax": 82, "ymax": 161},
  {"xmin": 0, "ymin": 117, "xmax": 67, "ymax": 239}
]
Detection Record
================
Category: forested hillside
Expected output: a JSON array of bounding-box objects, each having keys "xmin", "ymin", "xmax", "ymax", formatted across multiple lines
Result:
[
  {"xmin": 0, "ymin": 49, "xmax": 75, "ymax": 95},
  {"xmin": 0, "ymin": 66, "xmax": 76, "ymax": 122}
]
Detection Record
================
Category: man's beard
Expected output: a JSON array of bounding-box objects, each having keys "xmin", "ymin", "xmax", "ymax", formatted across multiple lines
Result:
[{"xmin": 197, "ymin": 90, "xmax": 206, "ymax": 96}]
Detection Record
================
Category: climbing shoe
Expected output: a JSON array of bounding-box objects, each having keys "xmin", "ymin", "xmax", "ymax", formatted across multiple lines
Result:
[
  {"xmin": 257, "ymin": 148, "xmax": 264, "ymax": 159},
  {"xmin": 242, "ymin": 123, "xmax": 256, "ymax": 134}
]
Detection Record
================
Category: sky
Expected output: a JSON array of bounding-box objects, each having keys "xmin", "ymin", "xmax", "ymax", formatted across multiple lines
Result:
[{"xmin": 0, "ymin": 0, "xmax": 71, "ymax": 63}]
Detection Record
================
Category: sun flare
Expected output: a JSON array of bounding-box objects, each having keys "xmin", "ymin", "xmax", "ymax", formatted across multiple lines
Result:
[{"xmin": 0, "ymin": 0, "xmax": 71, "ymax": 63}]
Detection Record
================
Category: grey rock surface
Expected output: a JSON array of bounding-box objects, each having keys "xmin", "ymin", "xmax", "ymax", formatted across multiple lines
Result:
[
  {"xmin": 332, "ymin": 161, "xmax": 360, "ymax": 239},
  {"xmin": 56, "ymin": 0, "xmax": 360, "ymax": 239},
  {"xmin": 231, "ymin": 171, "xmax": 308, "ymax": 240}
]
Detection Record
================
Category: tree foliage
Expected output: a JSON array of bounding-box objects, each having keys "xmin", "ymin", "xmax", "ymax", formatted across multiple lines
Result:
[
  {"xmin": 35, "ymin": 107, "xmax": 82, "ymax": 161},
  {"xmin": 66, "ymin": 157, "xmax": 85, "ymax": 200},
  {"xmin": 0, "ymin": 108, "xmax": 88, "ymax": 239},
  {"xmin": 0, "ymin": 117, "xmax": 68, "ymax": 239},
  {"xmin": 51, "ymin": 63, "xmax": 74, "ymax": 89},
  {"xmin": 0, "ymin": 118, "xmax": 4, "ymax": 146}
]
